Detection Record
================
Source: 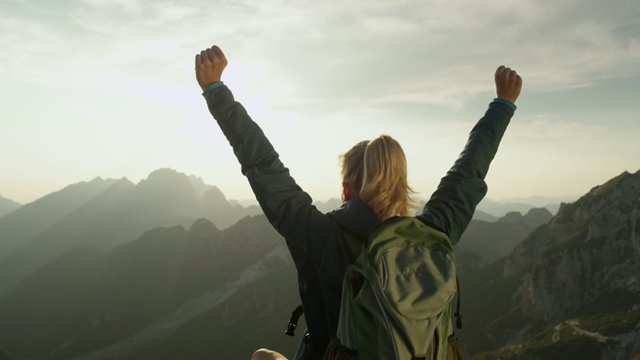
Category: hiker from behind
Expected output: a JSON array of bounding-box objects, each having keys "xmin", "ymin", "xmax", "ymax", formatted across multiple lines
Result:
[
  {"xmin": 195, "ymin": 45, "xmax": 522, "ymax": 359},
  {"xmin": 251, "ymin": 140, "xmax": 368, "ymax": 360}
]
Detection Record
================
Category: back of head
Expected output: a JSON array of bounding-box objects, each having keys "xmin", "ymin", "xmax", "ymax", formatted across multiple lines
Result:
[
  {"xmin": 360, "ymin": 135, "xmax": 416, "ymax": 221},
  {"xmin": 340, "ymin": 140, "xmax": 370, "ymax": 199}
]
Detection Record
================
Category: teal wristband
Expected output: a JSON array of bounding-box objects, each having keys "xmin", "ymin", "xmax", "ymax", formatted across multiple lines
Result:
[
  {"xmin": 493, "ymin": 98, "xmax": 517, "ymax": 111},
  {"xmin": 202, "ymin": 81, "xmax": 225, "ymax": 97}
]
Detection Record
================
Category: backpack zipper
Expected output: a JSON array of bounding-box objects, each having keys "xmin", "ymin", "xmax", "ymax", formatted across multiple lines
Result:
[{"xmin": 381, "ymin": 255, "xmax": 389, "ymax": 290}]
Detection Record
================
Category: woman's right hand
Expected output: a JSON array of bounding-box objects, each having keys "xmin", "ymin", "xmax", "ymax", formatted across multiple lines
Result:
[{"xmin": 195, "ymin": 45, "xmax": 228, "ymax": 92}]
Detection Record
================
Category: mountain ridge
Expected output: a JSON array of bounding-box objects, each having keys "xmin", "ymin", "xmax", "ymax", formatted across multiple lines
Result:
[
  {"xmin": 0, "ymin": 177, "xmax": 120, "ymax": 258},
  {"xmin": 455, "ymin": 207, "xmax": 554, "ymax": 272},
  {"xmin": 0, "ymin": 195, "xmax": 21, "ymax": 219}
]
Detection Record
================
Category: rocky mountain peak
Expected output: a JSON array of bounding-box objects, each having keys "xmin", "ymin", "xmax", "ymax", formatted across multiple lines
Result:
[
  {"xmin": 504, "ymin": 169, "xmax": 640, "ymax": 323},
  {"xmin": 496, "ymin": 207, "xmax": 553, "ymax": 228},
  {"xmin": 554, "ymin": 170, "xmax": 640, "ymax": 225},
  {"xmin": 189, "ymin": 218, "xmax": 219, "ymax": 236},
  {"xmin": 136, "ymin": 168, "xmax": 199, "ymax": 203},
  {"xmin": 522, "ymin": 207, "xmax": 553, "ymax": 227},
  {"xmin": 188, "ymin": 175, "xmax": 213, "ymax": 200},
  {"xmin": 497, "ymin": 211, "xmax": 524, "ymax": 223},
  {"xmin": 142, "ymin": 168, "xmax": 191, "ymax": 188},
  {"xmin": 202, "ymin": 186, "xmax": 228, "ymax": 204}
]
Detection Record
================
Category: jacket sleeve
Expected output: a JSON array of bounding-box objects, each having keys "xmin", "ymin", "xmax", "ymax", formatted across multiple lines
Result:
[
  {"xmin": 203, "ymin": 84, "xmax": 333, "ymax": 249},
  {"xmin": 418, "ymin": 101, "xmax": 515, "ymax": 245}
]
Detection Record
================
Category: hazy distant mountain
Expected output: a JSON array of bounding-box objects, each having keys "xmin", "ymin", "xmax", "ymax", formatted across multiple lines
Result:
[
  {"xmin": 201, "ymin": 185, "xmax": 262, "ymax": 229},
  {"xmin": 0, "ymin": 214, "xmax": 296, "ymax": 360},
  {"xmin": 472, "ymin": 210, "xmax": 498, "ymax": 222},
  {"xmin": 229, "ymin": 198, "xmax": 258, "ymax": 207},
  {"xmin": 0, "ymin": 178, "xmax": 119, "ymax": 258},
  {"xmin": 458, "ymin": 170, "xmax": 640, "ymax": 359},
  {"xmin": 315, "ymin": 197, "xmax": 342, "ymax": 213},
  {"xmin": 0, "ymin": 195, "xmax": 21, "ymax": 219},
  {"xmin": 187, "ymin": 174, "xmax": 214, "ymax": 199},
  {"xmin": 0, "ymin": 169, "xmax": 262, "ymax": 295},
  {"xmin": 476, "ymin": 196, "xmax": 572, "ymax": 218},
  {"xmin": 455, "ymin": 208, "xmax": 553, "ymax": 274},
  {"xmin": 232, "ymin": 197, "xmax": 342, "ymax": 215},
  {"xmin": 416, "ymin": 196, "xmax": 556, "ymax": 222}
]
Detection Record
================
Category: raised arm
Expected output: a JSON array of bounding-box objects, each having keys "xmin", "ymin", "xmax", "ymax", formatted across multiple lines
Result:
[
  {"xmin": 195, "ymin": 45, "xmax": 331, "ymax": 244},
  {"xmin": 419, "ymin": 66, "xmax": 523, "ymax": 245}
]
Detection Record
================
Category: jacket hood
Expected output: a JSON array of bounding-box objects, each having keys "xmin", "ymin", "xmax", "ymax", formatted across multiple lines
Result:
[{"xmin": 328, "ymin": 198, "xmax": 379, "ymax": 238}]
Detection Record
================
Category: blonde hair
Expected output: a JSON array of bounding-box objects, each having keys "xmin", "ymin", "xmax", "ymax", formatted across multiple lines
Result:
[
  {"xmin": 340, "ymin": 140, "xmax": 370, "ymax": 199},
  {"xmin": 359, "ymin": 135, "xmax": 417, "ymax": 220}
]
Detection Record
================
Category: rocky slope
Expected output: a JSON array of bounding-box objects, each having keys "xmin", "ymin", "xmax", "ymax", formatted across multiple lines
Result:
[
  {"xmin": 464, "ymin": 170, "xmax": 640, "ymax": 359},
  {"xmin": 505, "ymin": 170, "xmax": 640, "ymax": 323}
]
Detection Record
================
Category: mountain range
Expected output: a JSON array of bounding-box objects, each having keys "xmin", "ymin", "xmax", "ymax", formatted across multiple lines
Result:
[
  {"xmin": 0, "ymin": 169, "xmax": 265, "ymax": 296},
  {"xmin": 0, "ymin": 215, "xmax": 299, "ymax": 360},
  {"xmin": 476, "ymin": 197, "xmax": 571, "ymax": 218},
  {"xmin": 0, "ymin": 168, "xmax": 638, "ymax": 359},
  {"xmin": 0, "ymin": 169, "xmax": 343, "ymax": 298}
]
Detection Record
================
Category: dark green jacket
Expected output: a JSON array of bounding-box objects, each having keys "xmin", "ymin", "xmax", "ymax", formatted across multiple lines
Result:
[{"xmin": 203, "ymin": 85, "xmax": 515, "ymax": 359}]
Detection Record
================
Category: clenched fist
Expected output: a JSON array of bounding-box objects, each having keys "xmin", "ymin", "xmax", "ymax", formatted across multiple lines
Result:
[
  {"xmin": 195, "ymin": 45, "xmax": 228, "ymax": 92},
  {"xmin": 494, "ymin": 66, "xmax": 523, "ymax": 104}
]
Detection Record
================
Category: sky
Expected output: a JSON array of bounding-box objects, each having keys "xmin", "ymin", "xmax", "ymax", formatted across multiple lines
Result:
[{"xmin": 1, "ymin": 0, "xmax": 639, "ymax": 205}]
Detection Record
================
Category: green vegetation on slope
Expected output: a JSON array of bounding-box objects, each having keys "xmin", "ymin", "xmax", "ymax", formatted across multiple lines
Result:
[
  {"xmin": 472, "ymin": 290, "xmax": 640, "ymax": 360},
  {"xmin": 456, "ymin": 258, "xmax": 522, "ymax": 354}
]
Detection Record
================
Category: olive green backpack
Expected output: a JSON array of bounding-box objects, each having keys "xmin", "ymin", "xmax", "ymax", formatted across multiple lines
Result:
[{"xmin": 324, "ymin": 216, "xmax": 463, "ymax": 360}]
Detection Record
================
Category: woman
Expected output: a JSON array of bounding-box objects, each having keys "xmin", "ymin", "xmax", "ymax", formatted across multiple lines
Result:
[{"xmin": 194, "ymin": 45, "xmax": 522, "ymax": 360}]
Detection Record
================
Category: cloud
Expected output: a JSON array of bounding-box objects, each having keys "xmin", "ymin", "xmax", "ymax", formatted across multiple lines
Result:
[
  {"xmin": 0, "ymin": 0, "xmax": 638, "ymax": 108},
  {"xmin": 2, "ymin": 0, "xmax": 637, "ymax": 204},
  {"xmin": 508, "ymin": 113, "xmax": 609, "ymax": 141},
  {"xmin": 198, "ymin": 0, "xmax": 640, "ymax": 110}
]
